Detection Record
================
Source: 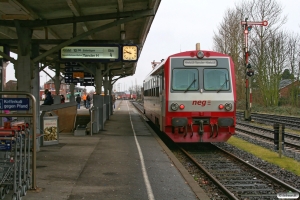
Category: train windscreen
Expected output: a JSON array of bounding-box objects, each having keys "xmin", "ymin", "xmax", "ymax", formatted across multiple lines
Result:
[
  {"xmin": 171, "ymin": 68, "xmax": 199, "ymax": 91},
  {"xmin": 204, "ymin": 69, "xmax": 230, "ymax": 91}
]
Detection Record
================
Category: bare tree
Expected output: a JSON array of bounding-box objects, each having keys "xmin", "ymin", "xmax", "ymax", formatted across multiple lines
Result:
[{"xmin": 213, "ymin": 8, "xmax": 245, "ymax": 102}]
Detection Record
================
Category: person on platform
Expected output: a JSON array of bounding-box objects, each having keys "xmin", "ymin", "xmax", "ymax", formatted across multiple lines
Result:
[
  {"xmin": 60, "ymin": 94, "xmax": 65, "ymax": 103},
  {"xmin": 76, "ymin": 94, "xmax": 81, "ymax": 109},
  {"xmin": 42, "ymin": 89, "xmax": 53, "ymax": 105},
  {"xmin": 112, "ymin": 94, "xmax": 116, "ymax": 109},
  {"xmin": 82, "ymin": 93, "xmax": 87, "ymax": 108},
  {"xmin": 86, "ymin": 94, "xmax": 91, "ymax": 109}
]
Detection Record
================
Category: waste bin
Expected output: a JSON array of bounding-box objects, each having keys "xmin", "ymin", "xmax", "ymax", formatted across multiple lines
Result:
[{"xmin": 40, "ymin": 111, "xmax": 59, "ymax": 146}]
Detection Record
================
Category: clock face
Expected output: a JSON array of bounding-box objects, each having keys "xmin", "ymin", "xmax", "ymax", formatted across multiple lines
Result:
[{"xmin": 123, "ymin": 46, "xmax": 138, "ymax": 61}]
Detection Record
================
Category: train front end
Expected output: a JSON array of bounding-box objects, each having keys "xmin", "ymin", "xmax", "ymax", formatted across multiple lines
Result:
[{"xmin": 164, "ymin": 49, "xmax": 236, "ymax": 143}]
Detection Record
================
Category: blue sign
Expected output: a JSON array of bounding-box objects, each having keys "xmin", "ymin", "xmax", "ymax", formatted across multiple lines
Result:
[{"xmin": 0, "ymin": 98, "xmax": 30, "ymax": 110}]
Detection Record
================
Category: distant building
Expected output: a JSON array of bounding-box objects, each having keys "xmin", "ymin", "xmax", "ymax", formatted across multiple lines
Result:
[
  {"xmin": 5, "ymin": 80, "xmax": 17, "ymax": 91},
  {"xmin": 279, "ymin": 79, "xmax": 300, "ymax": 98},
  {"xmin": 4, "ymin": 80, "xmax": 17, "ymax": 97}
]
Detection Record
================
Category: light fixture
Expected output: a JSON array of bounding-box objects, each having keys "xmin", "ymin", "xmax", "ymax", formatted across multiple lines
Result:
[{"xmin": 120, "ymin": 31, "xmax": 126, "ymax": 40}]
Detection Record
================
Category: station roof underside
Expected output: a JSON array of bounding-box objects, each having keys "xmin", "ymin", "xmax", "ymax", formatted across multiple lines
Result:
[{"xmin": 0, "ymin": 0, "xmax": 161, "ymax": 80}]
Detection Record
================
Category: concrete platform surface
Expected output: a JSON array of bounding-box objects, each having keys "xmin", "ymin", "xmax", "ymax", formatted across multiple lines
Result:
[{"xmin": 4, "ymin": 100, "xmax": 199, "ymax": 200}]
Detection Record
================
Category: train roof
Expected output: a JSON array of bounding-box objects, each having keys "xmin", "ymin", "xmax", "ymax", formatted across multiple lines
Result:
[{"xmin": 144, "ymin": 50, "xmax": 231, "ymax": 80}]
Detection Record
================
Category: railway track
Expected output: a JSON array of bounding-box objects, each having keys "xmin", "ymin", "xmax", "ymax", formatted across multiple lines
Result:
[
  {"xmin": 236, "ymin": 121, "xmax": 300, "ymax": 150},
  {"xmin": 236, "ymin": 111, "xmax": 300, "ymax": 130},
  {"xmin": 179, "ymin": 143, "xmax": 300, "ymax": 199}
]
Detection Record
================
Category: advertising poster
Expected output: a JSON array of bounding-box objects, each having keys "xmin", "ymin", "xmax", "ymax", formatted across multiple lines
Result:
[{"xmin": 43, "ymin": 119, "xmax": 58, "ymax": 141}]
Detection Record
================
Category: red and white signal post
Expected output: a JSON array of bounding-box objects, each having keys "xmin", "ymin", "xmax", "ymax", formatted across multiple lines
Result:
[{"xmin": 241, "ymin": 18, "xmax": 268, "ymax": 121}]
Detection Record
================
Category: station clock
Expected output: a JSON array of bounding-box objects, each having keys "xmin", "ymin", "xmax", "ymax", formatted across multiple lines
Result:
[{"xmin": 122, "ymin": 45, "xmax": 138, "ymax": 61}]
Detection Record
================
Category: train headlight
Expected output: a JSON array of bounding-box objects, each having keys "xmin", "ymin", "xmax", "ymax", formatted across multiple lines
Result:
[
  {"xmin": 170, "ymin": 103, "xmax": 179, "ymax": 111},
  {"xmin": 218, "ymin": 104, "xmax": 224, "ymax": 110},
  {"xmin": 179, "ymin": 104, "xmax": 185, "ymax": 110},
  {"xmin": 224, "ymin": 103, "xmax": 233, "ymax": 111},
  {"xmin": 196, "ymin": 51, "xmax": 204, "ymax": 59}
]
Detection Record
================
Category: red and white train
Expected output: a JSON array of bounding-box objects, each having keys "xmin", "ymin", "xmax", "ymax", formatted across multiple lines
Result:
[{"xmin": 143, "ymin": 44, "xmax": 236, "ymax": 143}]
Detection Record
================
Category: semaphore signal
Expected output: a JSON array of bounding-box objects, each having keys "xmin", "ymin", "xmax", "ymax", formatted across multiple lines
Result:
[{"xmin": 241, "ymin": 18, "xmax": 268, "ymax": 121}]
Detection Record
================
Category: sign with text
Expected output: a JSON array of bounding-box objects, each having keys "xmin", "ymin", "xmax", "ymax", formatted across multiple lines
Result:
[
  {"xmin": 73, "ymin": 72, "xmax": 84, "ymax": 78},
  {"xmin": 64, "ymin": 66, "xmax": 84, "ymax": 72},
  {"xmin": 0, "ymin": 98, "xmax": 29, "ymax": 110},
  {"xmin": 64, "ymin": 62, "xmax": 81, "ymax": 66},
  {"xmin": 80, "ymin": 82, "xmax": 94, "ymax": 86},
  {"xmin": 183, "ymin": 59, "xmax": 217, "ymax": 67},
  {"xmin": 60, "ymin": 46, "xmax": 120, "ymax": 61}
]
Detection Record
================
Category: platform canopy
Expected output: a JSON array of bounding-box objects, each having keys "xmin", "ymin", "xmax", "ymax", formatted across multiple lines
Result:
[{"xmin": 0, "ymin": 0, "xmax": 161, "ymax": 79}]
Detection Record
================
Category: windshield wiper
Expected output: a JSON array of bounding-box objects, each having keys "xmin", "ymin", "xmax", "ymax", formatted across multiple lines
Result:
[
  {"xmin": 216, "ymin": 79, "xmax": 229, "ymax": 93},
  {"xmin": 184, "ymin": 79, "xmax": 196, "ymax": 93}
]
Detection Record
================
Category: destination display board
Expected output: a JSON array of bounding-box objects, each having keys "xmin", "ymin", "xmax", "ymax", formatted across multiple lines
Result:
[
  {"xmin": 60, "ymin": 46, "xmax": 120, "ymax": 62},
  {"xmin": 64, "ymin": 71, "xmax": 94, "ymax": 84},
  {"xmin": 0, "ymin": 98, "xmax": 29, "ymax": 110},
  {"xmin": 80, "ymin": 82, "xmax": 95, "ymax": 86},
  {"xmin": 64, "ymin": 66, "xmax": 84, "ymax": 72}
]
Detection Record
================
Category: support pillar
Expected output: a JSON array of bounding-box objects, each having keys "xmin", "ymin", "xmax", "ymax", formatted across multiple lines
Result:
[
  {"xmin": 31, "ymin": 43, "xmax": 40, "ymax": 135},
  {"xmin": 70, "ymin": 83, "xmax": 75, "ymax": 102},
  {"xmin": 94, "ymin": 64, "xmax": 104, "ymax": 130},
  {"xmin": 53, "ymin": 62, "xmax": 61, "ymax": 104},
  {"xmin": 93, "ymin": 94, "xmax": 103, "ymax": 131},
  {"xmin": 95, "ymin": 64, "xmax": 103, "ymax": 94},
  {"xmin": 14, "ymin": 21, "xmax": 32, "ymax": 93},
  {"xmin": 0, "ymin": 59, "xmax": 4, "ymax": 127},
  {"xmin": 109, "ymin": 74, "xmax": 113, "ymax": 115}
]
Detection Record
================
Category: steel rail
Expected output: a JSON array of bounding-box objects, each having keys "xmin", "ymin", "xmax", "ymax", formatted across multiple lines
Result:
[
  {"xmin": 215, "ymin": 145, "xmax": 300, "ymax": 194},
  {"xmin": 179, "ymin": 147, "xmax": 239, "ymax": 200}
]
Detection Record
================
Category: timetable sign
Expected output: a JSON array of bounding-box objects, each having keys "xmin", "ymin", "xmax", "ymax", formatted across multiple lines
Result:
[
  {"xmin": 60, "ymin": 46, "xmax": 119, "ymax": 60},
  {"xmin": 0, "ymin": 98, "xmax": 29, "ymax": 110}
]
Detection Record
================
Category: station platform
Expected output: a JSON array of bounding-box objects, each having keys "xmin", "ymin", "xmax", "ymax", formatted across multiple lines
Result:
[{"xmin": 15, "ymin": 100, "xmax": 205, "ymax": 200}]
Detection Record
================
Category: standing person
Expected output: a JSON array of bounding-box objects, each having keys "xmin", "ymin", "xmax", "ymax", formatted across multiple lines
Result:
[
  {"xmin": 86, "ymin": 94, "xmax": 91, "ymax": 109},
  {"xmin": 112, "ymin": 94, "xmax": 116, "ymax": 109},
  {"xmin": 42, "ymin": 89, "xmax": 53, "ymax": 105},
  {"xmin": 60, "ymin": 94, "xmax": 65, "ymax": 103},
  {"xmin": 76, "ymin": 94, "xmax": 81, "ymax": 109},
  {"xmin": 82, "ymin": 93, "xmax": 87, "ymax": 108}
]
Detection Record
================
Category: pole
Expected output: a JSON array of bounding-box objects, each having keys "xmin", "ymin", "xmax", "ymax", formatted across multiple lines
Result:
[
  {"xmin": 241, "ymin": 19, "xmax": 268, "ymax": 121},
  {"xmin": 279, "ymin": 124, "xmax": 282, "ymax": 158}
]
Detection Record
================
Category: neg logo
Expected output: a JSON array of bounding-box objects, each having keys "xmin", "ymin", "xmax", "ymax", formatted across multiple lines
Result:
[{"xmin": 192, "ymin": 100, "xmax": 207, "ymax": 106}]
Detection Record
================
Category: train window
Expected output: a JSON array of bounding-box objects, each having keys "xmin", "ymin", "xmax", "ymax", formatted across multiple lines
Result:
[
  {"xmin": 172, "ymin": 69, "xmax": 199, "ymax": 91},
  {"xmin": 204, "ymin": 69, "xmax": 230, "ymax": 91}
]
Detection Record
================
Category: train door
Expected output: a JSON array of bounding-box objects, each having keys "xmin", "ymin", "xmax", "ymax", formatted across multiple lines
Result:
[{"xmin": 159, "ymin": 69, "xmax": 165, "ymax": 131}]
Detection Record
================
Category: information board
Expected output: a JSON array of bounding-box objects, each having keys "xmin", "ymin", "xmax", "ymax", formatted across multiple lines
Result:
[
  {"xmin": 64, "ymin": 66, "xmax": 84, "ymax": 72},
  {"xmin": 0, "ymin": 98, "xmax": 29, "ymax": 110},
  {"xmin": 60, "ymin": 46, "xmax": 120, "ymax": 61}
]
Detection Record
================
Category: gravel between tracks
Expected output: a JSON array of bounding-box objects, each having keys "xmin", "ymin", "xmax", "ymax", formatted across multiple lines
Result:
[{"xmin": 213, "ymin": 141, "xmax": 300, "ymax": 191}]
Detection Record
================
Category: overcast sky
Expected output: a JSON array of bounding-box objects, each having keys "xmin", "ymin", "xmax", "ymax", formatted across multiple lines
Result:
[{"xmin": 5, "ymin": 0, "xmax": 300, "ymax": 92}]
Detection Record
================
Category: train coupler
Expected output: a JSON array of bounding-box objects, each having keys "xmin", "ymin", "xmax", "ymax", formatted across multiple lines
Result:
[
  {"xmin": 188, "ymin": 122, "xmax": 195, "ymax": 138},
  {"xmin": 209, "ymin": 124, "xmax": 219, "ymax": 138},
  {"xmin": 213, "ymin": 124, "xmax": 219, "ymax": 138},
  {"xmin": 198, "ymin": 120, "xmax": 204, "ymax": 135}
]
